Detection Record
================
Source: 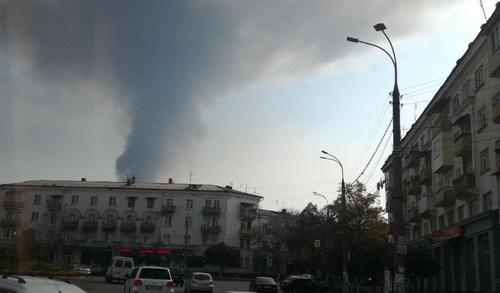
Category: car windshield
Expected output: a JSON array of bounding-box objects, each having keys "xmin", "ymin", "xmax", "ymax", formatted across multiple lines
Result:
[
  {"xmin": 256, "ymin": 277, "xmax": 275, "ymax": 285},
  {"xmin": 2, "ymin": 2, "xmax": 499, "ymax": 293},
  {"xmin": 139, "ymin": 269, "xmax": 171, "ymax": 280}
]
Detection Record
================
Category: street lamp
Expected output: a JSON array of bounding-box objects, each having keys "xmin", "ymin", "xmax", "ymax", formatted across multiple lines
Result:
[
  {"xmin": 347, "ymin": 23, "xmax": 404, "ymax": 293},
  {"xmin": 320, "ymin": 151, "xmax": 348, "ymax": 293}
]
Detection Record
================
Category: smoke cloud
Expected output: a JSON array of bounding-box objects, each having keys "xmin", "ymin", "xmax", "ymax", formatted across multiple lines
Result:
[{"xmin": 0, "ymin": 0, "xmax": 449, "ymax": 181}]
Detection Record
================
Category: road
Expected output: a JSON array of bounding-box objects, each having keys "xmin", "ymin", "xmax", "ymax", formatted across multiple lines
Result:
[{"xmin": 73, "ymin": 276, "xmax": 252, "ymax": 293}]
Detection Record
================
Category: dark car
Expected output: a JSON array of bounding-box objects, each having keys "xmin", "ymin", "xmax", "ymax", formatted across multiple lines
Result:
[
  {"xmin": 280, "ymin": 275, "xmax": 320, "ymax": 293},
  {"xmin": 169, "ymin": 267, "xmax": 184, "ymax": 287},
  {"xmin": 249, "ymin": 277, "xmax": 278, "ymax": 293}
]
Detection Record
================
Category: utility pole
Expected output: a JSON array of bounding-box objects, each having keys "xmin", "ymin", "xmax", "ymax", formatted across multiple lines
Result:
[
  {"xmin": 183, "ymin": 212, "xmax": 189, "ymax": 268},
  {"xmin": 348, "ymin": 23, "xmax": 405, "ymax": 293}
]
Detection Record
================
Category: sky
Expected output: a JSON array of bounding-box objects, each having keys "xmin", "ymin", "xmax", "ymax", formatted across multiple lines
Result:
[{"xmin": 0, "ymin": 0, "xmax": 497, "ymax": 211}]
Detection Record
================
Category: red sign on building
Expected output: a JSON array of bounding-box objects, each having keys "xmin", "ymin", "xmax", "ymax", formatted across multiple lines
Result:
[{"xmin": 431, "ymin": 224, "xmax": 463, "ymax": 241}]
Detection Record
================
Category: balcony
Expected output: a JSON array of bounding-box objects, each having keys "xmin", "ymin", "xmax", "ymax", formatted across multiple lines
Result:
[
  {"xmin": 101, "ymin": 221, "xmax": 117, "ymax": 231},
  {"xmin": 239, "ymin": 228, "xmax": 258, "ymax": 238},
  {"xmin": 161, "ymin": 205, "xmax": 176, "ymax": 215},
  {"xmin": 407, "ymin": 178, "xmax": 421, "ymax": 195},
  {"xmin": 3, "ymin": 201, "xmax": 23, "ymax": 210},
  {"xmin": 46, "ymin": 200, "xmax": 62, "ymax": 211},
  {"xmin": 454, "ymin": 133, "xmax": 472, "ymax": 157},
  {"xmin": 434, "ymin": 186, "xmax": 454, "ymax": 207},
  {"xmin": 0, "ymin": 219, "xmax": 19, "ymax": 229},
  {"xmin": 408, "ymin": 207, "xmax": 420, "ymax": 222},
  {"xmin": 432, "ymin": 131, "xmax": 454, "ymax": 173},
  {"xmin": 120, "ymin": 223, "xmax": 137, "ymax": 233},
  {"xmin": 419, "ymin": 164, "xmax": 432, "ymax": 184},
  {"xmin": 493, "ymin": 98, "xmax": 500, "ymax": 123},
  {"xmin": 201, "ymin": 225, "xmax": 221, "ymax": 234},
  {"xmin": 202, "ymin": 207, "xmax": 220, "ymax": 216},
  {"xmin": 81, "ymin": 221, "xmax": 98, "ymax": 232},
  {"xmin": 418, "ymin": 196, "xmax": 434, "ymax": 217},
  {"xmin": 240, "ymin": 204, "xmax": 257, "ymax": 220},
  {"xmin": 404, "ymin": 150, "xmax": 422, "ymax": 169},
  {"xmin": 431, "ymin": 116, "xmax": 452, "ymax": 138},
  {"xmin": 385, "ymin": 192, "xmax": 392, "ymax": 212},
  {"xmin": 62, "ymin": 220, "xmax": 79, "ymax": 231},
  {"xmin": 140, "ymin": 223, "xmax": 156, "ymax": 233},
  {"xmin": 453, "ymin": 173, "xmax": 477, "ymax": 200}
]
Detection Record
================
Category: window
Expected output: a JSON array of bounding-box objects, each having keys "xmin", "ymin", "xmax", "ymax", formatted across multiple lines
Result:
[
  {"xmin": 145, "ymin": 216, "xmax": 152, "ymax": 224},
  {"xmin": 423, "ymin": 222, "xmax": 430, "ymax": 235},
  {"xmin": 90, "ymin": 196, "xmax": 97, "ymax": 207},
  {"xmin": 240, "ymin": 238, "xmax": 244, "ymax": 248},
  {"xmin": 107, "ymin": 215, "xmax": 114, "ymax": 223},
  {"xmin": 214, "ymin": 200, "xmax": 220, "ymax": 208},
  {"xmin": 31, "ymin": 212, "xmax": 39, "ymax": 222},
  {"xmin": 211, "ymin": 235, "xmax": 217, "ymax": 243},
  {"xmin": 163, "ymin": 234, "xmax": 170, "ymax": 244},
  {"xmin": 186, "ymin": 199, "xmax": 193, "ymax": 209},
  {"xmin": 244, "ymin": 257, "xmax": 250, "ymax": 267},
  {"xmin": 6, "ymin": 210, "xmax": 13, "ymax": 220},
  {"xmin": 127, "ymin": 197, "xmax": 136, "ymax": 208},
  {"xmin": 492, "ymin": 24, "xmax": 500, "ymax": 51},
  {"xmin": 212, "ymin": 217, "xmax": 219, "ymax": 226},
  {"xmin": 203, "ymin": 235, "xmax": 209, "ymax": 246},
  {"xmin": 478, "ymin": 108, "xmax": 487, "ymax": 131},
  {"xmin": 164, "ymin": 215, "xmax": 172, "ymax": 227},
  {"xmin": 482, "ymin": 192, "xmax": 492, "ymax": 211},
  {"xmin": 447, "ymin": 210, "xmax": 455, "ymax": 226},
  {"xmin": 33, "ymin": 194, "xmax": 41, "ymax": 205},
  {"xmin": 50, "ymin": 212, "xmax": 57, "ymax": 223},
  {"xmin": 475, "ymin": 65, "xmax": 484, "ymax": 89},
  {"xmin": 186, "ymin": 216, "xmax": 192, "ymax": 228},
  {"xmin": 458, "ymin": 206, "xmax": 465, "ymax": 222},
  {"xmin": 432, "ymin": 141, "xmax": 439, "ymax": 159},
  {"xmin": 462, "ymin": 80, "xmax": 471, "ymax": 98},
  {"xmin": 147, "ymin": 198, "xmax": 155, "ymax": 209},
  {"xmin": 185, "ymin": 235, "xmax": 191, "ymax": 245},
  {"xmin": 469, "ymin": 199, "xmax": 479, "ymax": 216},
  {"xmin": 126, "ymin": 215, "xmax": 133, "ymax": 223},
  {"xmin": 246, "ymin": 238, "xmax": 251, "ymax": 249},
  {"xmin": 453, "ymin": 95, "xmax": 460, "ymax": 112},
  {"xmin": 165, "ymin": 198, "xmax": 173, "ymax": 206},
  {"xmin": 480, "ymin": 148, "xmax": 490, "ymax": 173},
  {"xmin": 71, "ymin": 195, "xmax": 78, "ymax": 205},
  {"xmin": 439, "ymin": 215, "xmax": 445, "ymax": 228},
  {"xmin": 108, "ymin": 196, "xmax": 116, "ymax": 207},
  {"xmin": 205, "ymin": 200, "xmax": 211, "ymax": 207}
]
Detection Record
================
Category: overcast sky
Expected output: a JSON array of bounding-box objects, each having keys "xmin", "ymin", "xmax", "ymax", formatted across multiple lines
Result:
[{"xmin": 0, "ymin": 0, "xmax": 496, "ymax": 211}]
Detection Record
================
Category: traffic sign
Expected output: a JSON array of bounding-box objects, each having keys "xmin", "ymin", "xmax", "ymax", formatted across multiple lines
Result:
[{"xmin": 314, "ymin": 239, "xmax": 320, "ymax": 248}]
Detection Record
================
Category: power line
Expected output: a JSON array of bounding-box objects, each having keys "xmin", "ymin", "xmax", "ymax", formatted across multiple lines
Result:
[
  {"xmin": 400, "ymin": 76, "xmax": 447, "ymax": 91},
  {"xmin": 364, "ymin": 133, "xmax": 392, "ymax": 185},
  {"xmin": 352, "ymin": 119, "xmax": 393, "ymax": 183}
]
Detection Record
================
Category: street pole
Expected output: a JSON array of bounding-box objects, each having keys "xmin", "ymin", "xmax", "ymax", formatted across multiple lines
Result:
[
  {"xmin": 313, "ymin": 191, "xmax": 329, "ymax": 280},
  {"xmin": 320, "ymin": 152, "xmax": 348, "ymax": 293},
  {"xmin": 347, "ymin": 23, "xmax": 404, "ymax": 293}
]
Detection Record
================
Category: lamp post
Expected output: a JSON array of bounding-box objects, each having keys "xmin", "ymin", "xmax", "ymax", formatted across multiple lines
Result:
[
  {"xmin": 320, "ymin": 151, "xmax": 348, "ymax": 293},
  {"xmin": 347, "ymin": 23, "xmax": 404, "ymax": 293},
  {"xmin": 313, "ymin": 191, "xmax": 329, "ymax": 282}
]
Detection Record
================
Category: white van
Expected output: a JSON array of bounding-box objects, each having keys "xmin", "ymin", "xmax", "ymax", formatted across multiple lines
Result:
[{"xmin": 105, "ymin": 256, "xmax": 135, "ymax": 283}]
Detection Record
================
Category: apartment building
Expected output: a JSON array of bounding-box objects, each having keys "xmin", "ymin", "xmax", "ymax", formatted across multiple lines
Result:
[
  {"xmin": 382, "ymin": 4, "xmax": 500, "ymax": 292},
  {"xmin": 0, "ymin": 179, "xmax": 261, "ymax": 273}
]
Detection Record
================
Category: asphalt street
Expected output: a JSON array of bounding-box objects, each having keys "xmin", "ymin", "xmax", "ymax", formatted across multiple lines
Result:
[{"xmin": 72, "ymin": 276, "xmax": 253, "ymax": 293}]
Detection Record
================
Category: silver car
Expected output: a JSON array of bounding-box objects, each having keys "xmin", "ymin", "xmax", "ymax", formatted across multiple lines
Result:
[{"xmin": 184, "ymin": 272, "xmax": 213, "ymax": 293}]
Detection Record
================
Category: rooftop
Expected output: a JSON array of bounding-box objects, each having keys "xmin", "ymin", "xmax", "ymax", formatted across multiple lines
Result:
[{"xmin": 1, "ymin": 179, "xmax": 262, "ymax": 198}]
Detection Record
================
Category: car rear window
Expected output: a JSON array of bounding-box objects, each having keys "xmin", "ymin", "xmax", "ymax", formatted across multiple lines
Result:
[
  {"xmin": 115, "ymin": 260, "xmax": 123, "ymax": 267},
  {"xmin": 256, "ymin": 277, "xmax": 276, "ymax": 285},
  {"xmin": 139, "ymin": 268, "xmax": 171, "ymax": 279},
  {"xmin": 124, "ymin": 261, "xmax": 132, "ymax": 268},
  {"xmin": 194, "ymin": 274, "xmax": 211, "ymax": 280}
]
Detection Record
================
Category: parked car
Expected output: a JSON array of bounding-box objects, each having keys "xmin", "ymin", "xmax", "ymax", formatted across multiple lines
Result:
[
  {"xmin": 169, "ymin": 267, "xmax": 184, "ymax": 287},
  {"xmin": 280, "ymin": 275, "xmax": 324, "ymax": 293},
  {"xmin": 71, "ymin": 264, "xmax": 91, "ymax": 276},
  {"xmin": 124, "ymin": 266, "xmax": 175, "ymax": 293},
  {"xmin": 0, "ymin": 275, "xmax": 88, "ymax": 293},
  {"xmin": 249, "ymin": 276, "xmax": 278, "ymax": 293},
  {"xmin": 90, "ymin": 265, "xmax": 105, "ymax": 276},
  {"xmin": 184, "ymin": 272, "xmax": 213, "ymax": 293},
  {"xmin": 105, "ymin": 256, "xmax": 135, "ymax": 283}
]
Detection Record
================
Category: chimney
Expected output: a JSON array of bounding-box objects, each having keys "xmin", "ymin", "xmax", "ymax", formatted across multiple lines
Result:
[
  {"xmin": 131, "ymin": 176, "xmax": 136, "ymax": 184},
  {"xmin": 126, "ymin": 178, "xmax": 131, "ymax": 186},
  {"xmin": 168, "ymin": 178, "xmax": 173, "ymax": 184},
  {"xmin": 225, "ymin": 185, "xmax": 232, "ymax": 190},
  {"xmin": 281, "ymin": 209, "xmax": 287, "ymax": 214},
  {"xmin": 81, "ymin": 178, "xmax": 86, "ymax": 182}
]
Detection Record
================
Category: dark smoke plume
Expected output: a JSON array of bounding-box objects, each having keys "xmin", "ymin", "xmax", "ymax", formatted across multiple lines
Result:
[{"xmin": 0, "ymin": 0, "xmax": 448, "ymax": 181}]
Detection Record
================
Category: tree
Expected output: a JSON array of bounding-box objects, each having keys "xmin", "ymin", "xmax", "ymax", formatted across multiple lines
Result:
[{"xmin": 204, "ymin": 243, "xmax": 241, "ymax": 276}]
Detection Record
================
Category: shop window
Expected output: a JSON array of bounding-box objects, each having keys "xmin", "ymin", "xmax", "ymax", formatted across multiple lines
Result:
[{"xmin": 479, "ymin": 234, "xmax": 491, "ymax": 290}]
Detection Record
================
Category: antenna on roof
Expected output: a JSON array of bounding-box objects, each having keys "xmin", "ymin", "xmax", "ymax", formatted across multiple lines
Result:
[
  {"xmin": 479, "ymin": 0, "xmax": 488, "ymax": 22},
  {"xmin": 189, "ymin": 170, "xmax": 194, "ymax": 184}
]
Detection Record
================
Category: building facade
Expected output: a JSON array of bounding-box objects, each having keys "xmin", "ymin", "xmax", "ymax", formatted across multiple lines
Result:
[
  {"xmin": 382, "ymin": 4, "xmax": 500, "ymax": 292},
  {"xmin": 0, "ymin": 179, "xmax": 262, "ymax": 273}
]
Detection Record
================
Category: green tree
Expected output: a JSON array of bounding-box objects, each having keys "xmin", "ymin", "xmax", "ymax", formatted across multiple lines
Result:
[{"xmin": 204, "ymin": 243, "xmax": 241, "ymax": 276}]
